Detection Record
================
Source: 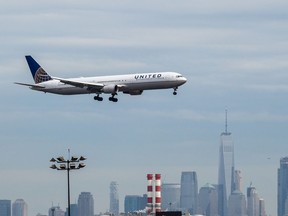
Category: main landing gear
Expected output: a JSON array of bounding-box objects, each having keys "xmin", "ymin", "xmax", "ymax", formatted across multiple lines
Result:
[
  {"xmin": 173, "ymin": 87, "xmax": 178, "ymax": 95},
  {"xmin": 93, "ymin": 94, "xmax": 118, "ymax": 102},
  {"xmin": 94, "ymin": 95, "xmax": 103, "ymax": 101},
  {"xmin": 108, "ymin": 93, "xmax": 118, "ymax": 102}
]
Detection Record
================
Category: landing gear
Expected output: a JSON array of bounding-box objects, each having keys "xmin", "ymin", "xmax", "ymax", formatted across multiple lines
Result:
[
  {"xmin": 94, "ymin": 95, "xmax": 103, "ymax": 101},
  {"xmin": 109, "ymin": 93, "xmax": 118, "ymax": 102},
  {"xmin": 173, "ymin": 87, "xmax": 178, "ymax": 95}
]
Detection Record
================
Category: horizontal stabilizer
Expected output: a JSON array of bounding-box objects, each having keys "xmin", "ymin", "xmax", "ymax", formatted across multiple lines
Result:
[{"xmin": 14, "ymin": 82, "xmax": 45, "ymax": 88}]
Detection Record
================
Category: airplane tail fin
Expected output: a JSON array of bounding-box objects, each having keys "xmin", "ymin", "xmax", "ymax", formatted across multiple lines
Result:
[{"xmin": 25, "ymin": 55, "xmax": 52, "ymax": 84}]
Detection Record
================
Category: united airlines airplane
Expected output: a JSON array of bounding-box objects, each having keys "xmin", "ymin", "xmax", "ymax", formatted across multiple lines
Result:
[{"xmin": 15, "ymin": 56, "xmax": 187, "ymax": 102}]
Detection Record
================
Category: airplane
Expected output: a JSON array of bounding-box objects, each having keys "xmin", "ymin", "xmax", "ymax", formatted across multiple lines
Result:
[{"xmin": 15, "ymin": 56, "xmax": 187, "ymax": 102}]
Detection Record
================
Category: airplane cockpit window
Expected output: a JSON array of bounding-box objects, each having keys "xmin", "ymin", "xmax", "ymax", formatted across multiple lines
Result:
[{"xmin": 176, "ymin": 75, "xmax": 183, "ymax": 78}]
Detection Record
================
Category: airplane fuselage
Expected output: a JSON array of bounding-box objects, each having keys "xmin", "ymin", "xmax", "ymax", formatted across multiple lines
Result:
[{"xmin": 31, "ymin": 72, "xmax": 187, "ymax": 95}]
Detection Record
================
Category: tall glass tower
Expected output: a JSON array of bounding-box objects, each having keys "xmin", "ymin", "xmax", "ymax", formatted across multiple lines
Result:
[
  {"xmin": 161, "ymin": 183, "xmax": 180, "ymax": 211},
  {"xmin": 218, "ymin": 111, "xmax": 235, "ymax": 216},
  {"xmin": 12, "ymin": 199, "xmax": 28, "ymax": 216},
  {"xmin": 78, "ymin": 192, "xmax": 94, "ymax": 216},
  {"xmin": 0, "ymin": 200, "xmax": 11, "ymax": 216},
  {"xmin": 110, "ymin": 181, "xmax": 119, "ymax": 216},
  {"xmin": 124, "ymin": 195, "xmax": 147, "ymax": 213},
  {"xmin": 180, "ymin": 171, "xmax": 198, "ymax": 214},
  {"xmin": 198, "ymin": 183, "xmax": 218, "ymax": 216},
  {"xmin": 278, "ymin": 156, "xmax": 288, "ymax": 216},
  {"xmin": 247, "ymin": 186, "xmax": 259, "ymax": 216}
]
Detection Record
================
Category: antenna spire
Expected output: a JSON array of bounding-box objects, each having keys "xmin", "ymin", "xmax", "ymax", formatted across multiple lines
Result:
[{"xmin": 225, "ymin": 109, "xmax": 228, "ymax": 134}]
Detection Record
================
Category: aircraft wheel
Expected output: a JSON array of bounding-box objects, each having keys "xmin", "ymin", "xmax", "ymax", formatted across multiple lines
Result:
[
  {"xmin": 94, "ymin": 96, "xmax": 103, "ymax": 101},
  {"xmin": 173, "ymin": 92, "xmax": 177, "ymax": 95},
  {"xmin": 109, "ymin": 97, "xmax": 118, "ymax": 102}
]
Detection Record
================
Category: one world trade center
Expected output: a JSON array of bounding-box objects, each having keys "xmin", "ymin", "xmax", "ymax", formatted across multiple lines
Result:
[{"xmin": 218, "ymin": 111, "xmax": 235, "ymax": 216}]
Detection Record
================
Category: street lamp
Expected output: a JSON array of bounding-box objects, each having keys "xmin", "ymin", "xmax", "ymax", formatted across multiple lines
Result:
[{"xmin": 50, "ymin": 149, "xmax": 86, "ymax": 216}]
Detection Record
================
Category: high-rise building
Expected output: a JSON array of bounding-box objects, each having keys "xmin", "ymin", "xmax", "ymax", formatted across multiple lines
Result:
[
  {"xmin": 124, "ymin": 195, "xmax": 147, "ymax": 213},
  {"xmin": 161, "ymin": 183, "xmax": 180, "ymax": 211},
  {"xmin": 78, "ymin": 192, "xmax": 94, "ymax": 216},
  {"xmin": 49, "ymin": 206, "xmax": 65, "ymax": 216},
  {"xmin": 247, "ymin": 186, "xmax": 259, "ymax": 216},
  {"xmin": 259, "ymin": 199, "xmax": 266, "ymax": 216},
  {"xmin": 0, "ymin": 200, "xmax": 11, "ymax": 216},
  {"xmin": 198, "ymin": 183, "xmax": 218, "ymax": 216},
  {"xmin": 180, "ymin": 171, "xmax": 198, "ymax": 214},
  {"xmin": 227, "ymin": 190, "xmax": 246, "ymax": 216},
  {"xmin": 110, "ymin": 181, "xmax": 119, "ymax": 216},
  {"xmin": 65, "ymin": 204, "xmax": 78, "ymax": 216},
  {"xmin": 218, "ymin": 111, "xmax": 235, "ymax": 216},
  {"xmin": 278, "ymin": 156, "xmax": 288, "ymax": 216},
  {"xmin": 12, "ymin": 199, "xmax": 27, "ymax": 216},
  {"xmin": 234, "ymin": 170, "xmax": 242, "ymax": 192}
]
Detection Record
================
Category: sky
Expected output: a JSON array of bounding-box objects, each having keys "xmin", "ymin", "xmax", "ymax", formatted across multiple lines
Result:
[{"xmin": 1, "ymin": 0, "xmax": 288, "ymax": 215}]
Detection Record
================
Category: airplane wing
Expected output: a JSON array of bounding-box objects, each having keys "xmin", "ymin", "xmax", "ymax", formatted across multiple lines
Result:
[
  {"xmin": 52, "ymin": 77, "xmax": 127, "ymax": 92},
  {"xmin": 52, "ymin": 77, "xmax": 104, "ymax": 90},
  {"xmin": 14, "ymin": 82, "xmax": 46, "ymax": 89}
]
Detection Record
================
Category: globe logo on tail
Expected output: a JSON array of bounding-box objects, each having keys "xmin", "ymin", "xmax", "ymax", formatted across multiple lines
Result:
[{"xmin": 34, "ymin": 67, "xmax": 51, "ymax": 83}]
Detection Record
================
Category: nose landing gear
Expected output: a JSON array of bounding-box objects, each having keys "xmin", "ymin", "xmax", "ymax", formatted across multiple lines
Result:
[{"xmin": 173, "ymin": 87, "xmax": 178, "ymax": 95}]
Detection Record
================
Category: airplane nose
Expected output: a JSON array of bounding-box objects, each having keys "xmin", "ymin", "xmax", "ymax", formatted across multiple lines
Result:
[{"xmin": 181, "ymin": 77, "xmax": 187, "ymax": 84}]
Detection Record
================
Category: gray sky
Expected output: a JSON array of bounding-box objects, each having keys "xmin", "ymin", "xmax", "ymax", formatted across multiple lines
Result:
[{"xmin": 1, "ymin": 0, "xmax": 288, "ymax": 215}]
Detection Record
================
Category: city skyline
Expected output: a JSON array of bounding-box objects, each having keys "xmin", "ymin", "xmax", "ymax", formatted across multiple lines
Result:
[
  {"xmin": 1, "ymin": 165, "xmax": 269, "ymax": 216},
  {"xmin": 1, "ymin": 1, "xmax": 288, "ymax": 216}
]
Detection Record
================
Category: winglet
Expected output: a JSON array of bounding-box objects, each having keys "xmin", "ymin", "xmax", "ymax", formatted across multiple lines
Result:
[{"xmin": 25, "ymin": 55, "xmax": 52, "ymax": 84}]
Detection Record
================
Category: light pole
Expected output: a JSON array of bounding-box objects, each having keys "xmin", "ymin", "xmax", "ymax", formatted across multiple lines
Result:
[{"xmin": 50, "ymin": 149, "xmax": 86, "ymax": 216}]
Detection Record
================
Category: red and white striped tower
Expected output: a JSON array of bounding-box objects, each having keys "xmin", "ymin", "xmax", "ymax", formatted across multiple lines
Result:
[
  {"xmin": 155, "ymin": 174, "xmax": 161, "ymax": 212},
  {"xmin": 147, "ymin": 174, "xmax": 154, "ymax": 215}
]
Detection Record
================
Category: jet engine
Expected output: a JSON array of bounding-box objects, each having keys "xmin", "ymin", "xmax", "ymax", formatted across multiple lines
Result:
[{"xmin": 102, "ymin": 84, "xmax": 118, "ymax": 94}]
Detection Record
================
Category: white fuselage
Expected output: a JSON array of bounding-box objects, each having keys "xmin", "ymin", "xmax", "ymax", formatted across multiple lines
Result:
[{"xmin": 31, "ymin": 72, "xmax": 187, "ymax": 95}]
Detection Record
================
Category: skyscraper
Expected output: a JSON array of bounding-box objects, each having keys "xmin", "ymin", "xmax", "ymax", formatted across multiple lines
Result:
[
  {"xmin": 49, "ymin": 206, "xmax": 65, "ymax": 216},
  {"xmin": 278, "ymin": 156, "xmax": 288, "ymax": 216},
  {"xmin": 218, "ymin": 111, "xmax": 235, "ymax": 216},
  {"xmin": 234, "ymin": 170, "xmax": 242, "ymax": 192},
  {"xmin": 247, "ymin": 186, "xmax": 259, "ymax": 216},
  {"xmin": 65, "ymin": 204, "xmax": 78, "ymax": 216},
  {"xmin": 161, "ymin": 183, "xmax": 180, "ymax": 211},
  {"xmin": 12, "ymin": 199, "xmax": 28, "ymax": 216},
  {"xmin": 110, "ymin": 181, "xmax": 119, "ymax": 216},
  {"xmin": 78, "ymin": 192, "xmax": 94, "ymax": 216},
  {"xmin": 180, "ymin": 171, "xmax": 198, "ymax": 214},
  {"xmin": 227, "ymin": 190, "xmax": 246, "ymax": 216},
  {"xmin": 0, "ymin": 200, "xmax": 11, "ymax": 216},
  {"xmin": 124, "ymin": 195, "xmax": 147, "ymax": 213},
  {"xmin": 259, "ymin": 199, "xmax": 266, "ymax": 216},
  {"xmin": 198, "ymin": 183, "xmax": 218, "ymax": 216}
]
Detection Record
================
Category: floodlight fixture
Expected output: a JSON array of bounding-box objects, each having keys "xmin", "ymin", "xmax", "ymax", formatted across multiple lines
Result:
[
  {"xmin": 50, "ymin": 158, "xmax": 57, "ymax": 162},
  {"xmin": 60, "ymin": 164, "xmax": 66, "ymax": 170},
  {"xmin": 57, "ymin": 156, "xmax": 65, "ymax": 162},
  {"xmin": 50, "ymin": 164, "xmax": 58, "ymax": 169},
  {"xmin": 71, "ymin": 156, "xmax": 78, "ymax": 162},
  {"xmin": 79, "ymin": 156, "xmax": 87, "ymax": 161},
  {"xmin": 70, "ymin": 163, "xmax": 76, "ymax": 169},
  {"xmin": 78, "ymin": 163, "xmax": 86, "ymax": 169}
]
